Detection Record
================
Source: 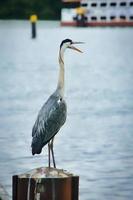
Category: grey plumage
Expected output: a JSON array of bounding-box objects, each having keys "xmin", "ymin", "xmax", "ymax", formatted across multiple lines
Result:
[{"xmin": 31, "ymin": 91, "xmax": 67, "ymax": 155}]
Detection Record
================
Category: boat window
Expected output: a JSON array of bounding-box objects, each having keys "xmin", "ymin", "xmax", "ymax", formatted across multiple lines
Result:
[
  {"xmin": 91, "ymin": 16, "xmax": 97, "ymax": 20},
  {"xmin": 129, "ymin": 16, "xmax": 133, "ymax": 20},
  {"xmin": 110, "ymin": 2, "xmax": 117, "ymax": 6},
  {"xmin": 110, "ymin": 16, "xmax": 116, "ymax": 20},
  {"xmin": 81, "ymin": 3, "xmax": 88, "ymax": 7},
  {"xmin": 120, "ymin": 2, "xmax": 126, "ymax": 6},
  {"xmin": 91, "ymin": 3, "xmax": 97, "ymax": 7},
  {"xmin": 101, "ymin": 16, "xmax": 106, "ymax": 20},
  {"xmin": 130, "ymin": 2, "xmax": 133, "ymax": 6},
  {"xmin": 120, "ymin": 15, "xmax": 126, "ymax": 19},
  {"xmin": 100, "ymin": 3, "xmax": 107, "ymax": 7}
]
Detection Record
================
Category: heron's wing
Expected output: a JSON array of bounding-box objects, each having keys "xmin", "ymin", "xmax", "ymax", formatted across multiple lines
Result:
[
  {"xmin": 32, "ymin": 95, "xmax": 54, "ymax": 137},
  {"xmin": 43, "ymin": 99, "xmax": 67, "ymax": 145},
  {"xmin": 32, "ymin": 95, "xmax": 67, "ymax": 146}
]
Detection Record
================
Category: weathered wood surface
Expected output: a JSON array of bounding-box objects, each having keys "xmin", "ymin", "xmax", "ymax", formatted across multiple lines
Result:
[{"xmin": 13, "ymin": 167, "xmax": 79, "ymax": 200}]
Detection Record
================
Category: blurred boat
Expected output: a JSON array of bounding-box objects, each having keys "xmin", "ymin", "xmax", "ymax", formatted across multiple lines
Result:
[{"xmin": 61, "ymin": 0, "xmax": 133, "ymax": 26}]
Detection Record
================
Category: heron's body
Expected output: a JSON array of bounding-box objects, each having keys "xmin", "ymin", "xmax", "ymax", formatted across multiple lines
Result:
[
  {"xmin": 31, "ymin": 39, "xmax": 82, "ymax": 168},
  {"xmin": 32, "ymin": 91, "xmax": 67, "ymax": 155}
]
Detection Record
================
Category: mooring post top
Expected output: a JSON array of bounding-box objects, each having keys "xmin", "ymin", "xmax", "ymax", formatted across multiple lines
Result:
[
  {"xmin": 30, "ymin": 14, "xmax": 38, "ymax": 23},
  {"xmin": 17, "ymin": 167, "xmax": 78, "ymax": 179}
]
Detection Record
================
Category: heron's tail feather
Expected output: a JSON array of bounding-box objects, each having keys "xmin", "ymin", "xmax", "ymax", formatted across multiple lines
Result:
[{"xmin": 31, "ymin": 136, "xmax": 43, "ymax": 155}]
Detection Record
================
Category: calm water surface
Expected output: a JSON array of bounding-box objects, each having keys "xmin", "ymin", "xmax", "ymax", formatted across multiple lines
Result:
[{"xmin": 0, "ymin": 21, "xmax": 133, "ymax": 200}]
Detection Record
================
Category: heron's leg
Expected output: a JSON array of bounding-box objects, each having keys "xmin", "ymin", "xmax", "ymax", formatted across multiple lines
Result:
[
  {"xmin": 50, "ymin": 138, "xmax": 56, "ymax": 168},
  {"xmin": 48, "ymin": 142, "xmax": 51, "ymax": 168}
]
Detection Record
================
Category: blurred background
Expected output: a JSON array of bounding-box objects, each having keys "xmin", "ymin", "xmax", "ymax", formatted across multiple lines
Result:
[
  {"xmin": 0, "ymin": 0, "xmax": 61, "ymax": 20},
  {"xmin": 0, "ymin": 0, "xmax": 133, "ymax": 200}
]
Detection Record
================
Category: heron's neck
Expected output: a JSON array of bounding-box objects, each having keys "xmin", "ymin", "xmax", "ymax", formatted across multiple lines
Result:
[{"xmin": 57, "ymin": 49, "xmax": 65, "ymax": 98}]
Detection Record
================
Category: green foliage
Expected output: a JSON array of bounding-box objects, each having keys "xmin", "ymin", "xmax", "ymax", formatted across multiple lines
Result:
[{"xmin": 0, "ymin": 0, "xmax": 62, "ymax": 19}]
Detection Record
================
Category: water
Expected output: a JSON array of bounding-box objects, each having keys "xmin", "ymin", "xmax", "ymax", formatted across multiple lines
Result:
[{"xmin": 0, "ymin": 20, "xmax": 133, "ymax": 200}]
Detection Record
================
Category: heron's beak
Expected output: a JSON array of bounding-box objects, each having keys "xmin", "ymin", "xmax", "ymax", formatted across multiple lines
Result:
[{"xmin": 68, "ymin": 42, "xmax": 84, "ymax": 53}]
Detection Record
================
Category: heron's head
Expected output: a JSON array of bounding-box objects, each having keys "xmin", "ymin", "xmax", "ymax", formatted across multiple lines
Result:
[{"xmin": 60, "ymin": 39, "xmax": 83, "ymax": 53}]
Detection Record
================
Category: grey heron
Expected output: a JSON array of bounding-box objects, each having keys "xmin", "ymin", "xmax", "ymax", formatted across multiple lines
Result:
[{"xmin": 31, "ymin": 39, "xmax": 83, "ymax": 168}]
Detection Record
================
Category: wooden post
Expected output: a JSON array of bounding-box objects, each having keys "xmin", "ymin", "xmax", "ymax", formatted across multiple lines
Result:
[
  {"xmin": 12, "ymin": 167, "xmax": 79, "ymax": 200},
  {"xmin": 30, "ymin": 15, "xmax": 38, "ymax": 38}
]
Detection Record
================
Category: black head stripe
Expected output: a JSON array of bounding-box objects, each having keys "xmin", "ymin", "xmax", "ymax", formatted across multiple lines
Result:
[{"xmin": 60, "ymin": 39, "xmax": 72, "ymax": 49}]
